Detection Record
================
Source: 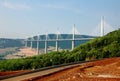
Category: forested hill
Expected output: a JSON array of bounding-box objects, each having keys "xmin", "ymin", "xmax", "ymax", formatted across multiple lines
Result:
[
  {"xmin": 0, "ymin": 38, "xmax": 24, "ymax": 48},
  {"xmin": 72, "ymin": 29, "xmax": 120, "ymax": 60}
]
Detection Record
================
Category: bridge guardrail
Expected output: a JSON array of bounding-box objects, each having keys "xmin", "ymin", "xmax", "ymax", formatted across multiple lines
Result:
[{"xmin": 0, "ymin": 59, "xmax": 100, "ymax": 80}]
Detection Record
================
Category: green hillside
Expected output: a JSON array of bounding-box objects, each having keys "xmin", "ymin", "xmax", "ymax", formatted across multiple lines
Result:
[
  {"xmin": 0, "ymin": 29, "xmax": 120, "ymax": 71},
  {"xmin": 72, "ymin": 28, "xmax": 120, "ymax": 60}
]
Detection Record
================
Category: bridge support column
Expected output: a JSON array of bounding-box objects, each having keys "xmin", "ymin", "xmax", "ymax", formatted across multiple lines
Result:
[
  {"xmin": 45, "ymin": 41, "xmax": 47, "ymax": 54},
  {"xmin": 25, "ymin": 39, "xmax": 28, "ymax": 47},
  {"xmin": 31, "ymin": 38, "xmax": 33, "ymax": 49},
  {"xmin": 56, "ymin": 32, "xmax": 59, "ymax": 51},
  {"xmin": 72, "ymin": 24, "xmax": 75, "ymax": 50},
  {"xmin": 45, "ymin": 33, "xmax": 48, "ymax": 54},
  {"xmin": 37, "ymin": 35, "xmax": 39, "ymax": 55},
  {"xmin": 37, "ymin": 41, "xmax": 39, "ymax": 55},
  {"xmin": 72, "ymin": 40, "xmax": 74, "ymax": 50},
  {"xmin": 56, "ymin": 40, "xmax": 58, "ymax": 51}
]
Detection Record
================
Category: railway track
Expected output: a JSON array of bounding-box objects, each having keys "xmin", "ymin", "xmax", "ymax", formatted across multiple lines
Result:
[{"xmin": 0, "ymin": 60, "xmax": 97, "ymax": 81}]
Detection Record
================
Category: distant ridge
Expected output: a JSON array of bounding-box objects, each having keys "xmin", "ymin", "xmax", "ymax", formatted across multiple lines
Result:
[{"xmin": 0, "ymin": 38, "xmax": 24, "ymax": 48}]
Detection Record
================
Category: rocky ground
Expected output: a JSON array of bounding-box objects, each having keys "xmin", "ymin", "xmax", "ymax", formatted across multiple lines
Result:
[
  {"xmin": 4, "ymin": 47, "xmax": 37, "ymax": 59},
  {"xmin": 27, "ymin": 57, "xmax": 120, "ymax": 81},
  {"xmin": 3, "ymin": 47, "xmax": 67, "ymax": 59}
]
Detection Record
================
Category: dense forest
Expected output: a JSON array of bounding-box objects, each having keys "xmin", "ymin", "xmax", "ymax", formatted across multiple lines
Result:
[{"xmin": 0, "ymin": 29, "xmax": 120, "ymax": 71}]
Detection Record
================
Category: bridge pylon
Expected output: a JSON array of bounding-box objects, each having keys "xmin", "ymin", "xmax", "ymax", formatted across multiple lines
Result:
[{"xmin": 101, "ymin": 16, "xmax": 104, "ymax": 37}]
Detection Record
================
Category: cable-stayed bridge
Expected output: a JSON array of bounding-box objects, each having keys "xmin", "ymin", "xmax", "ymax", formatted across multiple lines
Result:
[{"xmin": 25, "ymin": 17, "xmax": 115, "ymax": 54}]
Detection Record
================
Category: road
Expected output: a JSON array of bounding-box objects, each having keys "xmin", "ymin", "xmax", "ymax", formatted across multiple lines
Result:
[{"xmin": 1, "ymin": 63, "xmax": 81, "ymax": 81}]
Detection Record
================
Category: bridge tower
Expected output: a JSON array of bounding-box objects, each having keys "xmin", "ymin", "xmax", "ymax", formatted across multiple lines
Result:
[
  {"xmin": 72, "ymin": 24, "xmax": 75, "ymax": 50},
  {"xmin": 101, "ymin": 16, "xmax": 104, "ymax": 37}
]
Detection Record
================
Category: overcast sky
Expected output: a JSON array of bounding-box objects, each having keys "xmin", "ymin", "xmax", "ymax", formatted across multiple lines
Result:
[{"xmin": 0, "ymin": 0, "xmax": 120, "ymax": 38}]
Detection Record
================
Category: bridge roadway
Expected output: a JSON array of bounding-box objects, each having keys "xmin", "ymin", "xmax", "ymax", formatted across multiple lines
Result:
[
  {"xmin": 27, "ymin": 38, "xmax": 94, "ymax": 42},
  {"xmin": 0, "ymin": 62, "xmax": 84, "ymax": 81}
]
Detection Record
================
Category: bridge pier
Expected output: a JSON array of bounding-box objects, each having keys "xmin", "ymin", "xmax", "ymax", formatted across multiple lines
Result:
[
  {"xmin": 37, "ymin": 35, "xmax": 39, "ymax": 55},
  {"xmin": 45, "ymin": 33, "xmax": 48, "ymax": 54},
  {"xmin": 56, "ymin": 40, "xmax": 58, "ymax": 51},
  {"xmin": 56, "ymin": 32, "xmax": 59, "ymax": 51},
  {"xmin": 31, "ymin": 37, "xmax": 33, "ymax": 49},
  {"xmin": 72, "ymin": 40, "xmax": 74, "ymax": 50},
  {"xmin": 45, "ymin": 41, "xmax": 47, "ymax": 54},
  {"xmin": 25, "ymin": 39, "xmax": 28, "ymax": 47},
  {"xmin": 72, "ymin": 24, "xmax": 75, "ymax": 50}
]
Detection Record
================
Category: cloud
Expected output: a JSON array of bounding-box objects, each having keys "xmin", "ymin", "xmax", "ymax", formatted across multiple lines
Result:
[
  {"xmin": 39, "ymin": 4, "xmax": 80, "ymax": 13},
  {"xmin": 40, "ymin": 4, "xmax": 65, "ymax": 9},
  {"xmin": 0, "ymin": 1, "xmax": 31, "ymax": 10}
]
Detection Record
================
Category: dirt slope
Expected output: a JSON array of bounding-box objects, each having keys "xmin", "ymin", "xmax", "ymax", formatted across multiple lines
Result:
[{"xmin": 26, "ymin": 57, "xmax": 120, "ymax": 81}]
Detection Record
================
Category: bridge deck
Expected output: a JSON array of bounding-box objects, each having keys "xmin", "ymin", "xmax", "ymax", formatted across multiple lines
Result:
[{"xmin": 26, "ymin": 38, "xmax": 94, "ymax": 41}]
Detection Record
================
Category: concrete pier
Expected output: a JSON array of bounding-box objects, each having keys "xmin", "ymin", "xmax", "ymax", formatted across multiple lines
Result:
[
  {"xmin": 25, "ymin": 39, "xmax": 28, "ymax": 47},
  {"xmin": 37, "ymin": 35, "xmax": 40, "ymax": 54},
  {"xmin": 72, "ymin": 24, "xmax": 75, "ymax": 50},
  {"xmin": 56, "ymin": 32, "xmax": 59, "ymax": 51},
  {"xmin": 31, "ymin": 37, "xmax": 33, "ymax": 49},
  {"xmin": 45, "ymin": 33, "xmax": 48, "ymax": 54}
]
